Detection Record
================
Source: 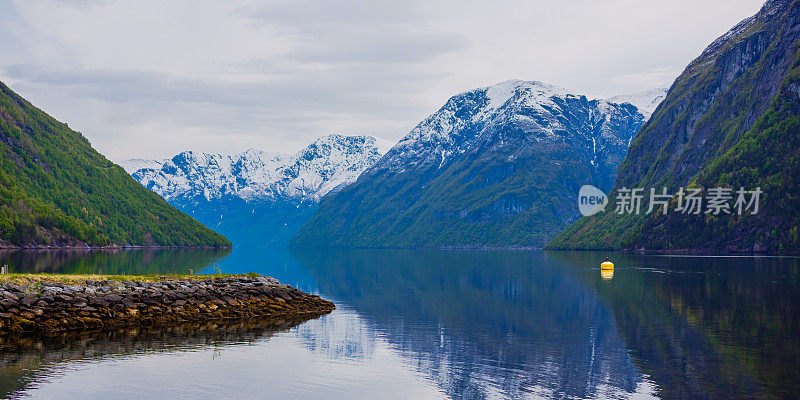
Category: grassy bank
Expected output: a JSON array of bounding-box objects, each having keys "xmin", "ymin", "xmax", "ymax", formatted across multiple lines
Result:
[{"xmin": 0, "ymin": 272, "xmax": 260, "ymax": 285}]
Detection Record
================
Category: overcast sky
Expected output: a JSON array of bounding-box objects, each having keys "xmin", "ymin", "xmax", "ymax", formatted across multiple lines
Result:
[{"xmin": 0, "ymin": 0, "xmax": 765, "ymax": 162}]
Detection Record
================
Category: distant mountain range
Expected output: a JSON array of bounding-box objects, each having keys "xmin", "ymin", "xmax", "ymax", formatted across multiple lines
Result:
[
  {"xmin": 124, "ymin": 135, "xmax": 393, "ymax": 247},
  {"xmin": 0, "ymin": 81, "xmax": 229, "ymax": 248},
  {"xmin": 8, "ymin": 0, "xmax": 790, "ymax": 254},
  {"xmin": 291, "ymin": 80, "xmax": 664, "ymax": 248},
  {"xmin": 123, "ymin": 82, "xmax": 665, "ymax": 250},
  {"xmin": 548, "ymin": 0, "xmax": 800, "ymax": 253}
]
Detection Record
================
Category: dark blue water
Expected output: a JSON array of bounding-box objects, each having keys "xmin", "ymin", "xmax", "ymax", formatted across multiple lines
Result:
[{"xmin": 0, "ymin": 249, "xmax": 797, "ymax": 399}]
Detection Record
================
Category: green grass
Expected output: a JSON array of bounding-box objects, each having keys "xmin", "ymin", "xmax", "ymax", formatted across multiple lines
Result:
[{"xmin": 0, "ymin": 272, "xmax": 261, "ymax": 285}]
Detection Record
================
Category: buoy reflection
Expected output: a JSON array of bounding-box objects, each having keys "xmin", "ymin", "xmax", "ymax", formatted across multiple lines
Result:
[{"xmin": 601, "ymin": 269, "xmax": 614, "ymax": 281}]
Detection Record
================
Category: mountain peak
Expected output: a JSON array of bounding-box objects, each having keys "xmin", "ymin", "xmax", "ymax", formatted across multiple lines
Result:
[
  {"xmin": 548, "ymin": 0, "xmax": 800, "ymax": 253},
  {"xmin": 385, "ymin": 80, "xmax": 659, "ymax": 175},
  {"xmin": 482, "ymin": 80, "xmax": 571, "ymax": 110}
]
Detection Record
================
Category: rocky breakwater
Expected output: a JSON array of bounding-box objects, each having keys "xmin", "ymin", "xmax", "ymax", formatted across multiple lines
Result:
[{"xmin": 0, "ymin": 275, "xmax": 334, "ymax": 335}]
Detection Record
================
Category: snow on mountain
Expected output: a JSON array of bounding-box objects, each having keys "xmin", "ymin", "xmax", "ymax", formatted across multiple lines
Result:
[
  {"xmin": 126, "ymin": 134, "xmax": 393, "ymax": 204},
  {"xmin": 607, "ymin": 88, "xmax": 668, "ymax": 117},
  {"xmin": 118, "ymin": 158, "xmax": 168, "ymax": 174},
  {"xmin": 400, "ymin": 80, "xmax": 568, "ymax": 145},
  {"xmin": 378, "ymin": 79, "xmax": 653, "ymax": 177}
]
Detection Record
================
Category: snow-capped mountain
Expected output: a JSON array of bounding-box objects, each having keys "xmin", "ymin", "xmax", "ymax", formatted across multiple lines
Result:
[
  {"xmin": 123, "ymin": 134, "xmax": 393, "ymax": 248},
  {"xmin": 371, "ymin": 79, "xmax": 656, "ymax": 190},
  {"xmin": 293, "ymin": 80, "xmax": 664, "ymax": 248},
  {"xmin": 128, "ymin": 134, "xmax": 393, "ymax": 204}
]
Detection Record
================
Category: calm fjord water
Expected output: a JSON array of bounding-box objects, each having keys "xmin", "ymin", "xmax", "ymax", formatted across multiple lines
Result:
[{"xmin": 0, "ymin": 249, "xmax": 797, "ymax": 400}]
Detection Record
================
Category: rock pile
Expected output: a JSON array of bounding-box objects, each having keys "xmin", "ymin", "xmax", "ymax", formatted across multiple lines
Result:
[{"xmin": 0, "ymin": 275, "xmax": 334, "ymax": 335}]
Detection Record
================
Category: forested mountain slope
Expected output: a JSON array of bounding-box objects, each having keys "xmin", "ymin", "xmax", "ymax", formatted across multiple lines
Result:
[{"xmin": 0, "ymin": 81, "xmax": 230, "ymax": 247}]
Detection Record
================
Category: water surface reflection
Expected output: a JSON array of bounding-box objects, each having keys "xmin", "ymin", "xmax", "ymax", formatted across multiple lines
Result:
[
  {"xmin": 0, "ymin": 316, "xmax": 314, "ymax": 398},
  {"xmin": 0, "ymin": 249, "xmax": 797, "ymax": 400},
  {"xmin": 294, "ymin": 250, "xmax": 657, "ymax": 399},
  {"xmin": 550, "ymin": 252, "xmax": 800, "ymax": 399},
  {"xmin": 0, "ymin": 248, "xmax": 230, "ymax": 275}
]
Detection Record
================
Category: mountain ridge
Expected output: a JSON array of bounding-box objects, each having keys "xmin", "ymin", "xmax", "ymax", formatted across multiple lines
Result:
[
  {"xmin": 126, "ymin": 134, "xmax": 393, "ymax": 247},
  {"xmin": 128, "ymin": 134, "xmax": 393, "ymax": 204}
]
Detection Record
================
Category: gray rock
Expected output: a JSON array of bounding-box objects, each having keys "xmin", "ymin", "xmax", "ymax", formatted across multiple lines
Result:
[
  {"xmin": 20, "ymin": 295, "xmax": 38, "ymax": 307},
  {"xmin": 103, "ymin": 294, "xmax": 123, "ymax": 302},
  {"xmin": 89, "ymin": 298, "xmax": 109, "ymax": 307}
]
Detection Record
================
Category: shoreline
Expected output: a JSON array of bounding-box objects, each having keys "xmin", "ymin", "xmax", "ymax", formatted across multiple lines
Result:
[
  {"xmin": 541, "ymin": 248, "xmax": 800, "ymax": 256},
  {"xmin": 0, "ymin": 245, "xmax": 232, "ymax": 250},
  {"xmin": 289, "ymin": 245, "xmax": 797, "ymax": 256},
  {"xmin": 3, "ymin": 245, "xmax": 794, "ymax": 257},
  {"xmin": 0, "ymin": 274, "xmax": 334, "ymax": 336}
]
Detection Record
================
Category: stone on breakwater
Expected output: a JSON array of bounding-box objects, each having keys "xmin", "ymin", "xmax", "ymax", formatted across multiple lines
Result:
[{"xmin": 0, "ymin": 276, "xmax": 334, "ymax": 335}]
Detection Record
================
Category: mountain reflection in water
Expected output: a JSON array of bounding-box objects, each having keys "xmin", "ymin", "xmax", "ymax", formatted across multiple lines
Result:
[
  {"xmin": 293, "ymin": 250, "xmax": 799, "ymax": 400},
  {"xmin": 0, "ymin": 248, "xmax": 796, "ymax": 400},
  {"xmin": 293, "ymin": 250, "xmax": 657, "ymax": 399}
]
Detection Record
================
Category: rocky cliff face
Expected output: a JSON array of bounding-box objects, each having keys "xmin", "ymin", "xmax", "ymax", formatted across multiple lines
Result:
[
  {"xmin": 618, "ymin": 0, "xmax": 795, "ymax": 189},
  {"xmin": 548, "ymin": 0, "xmax": 800, "ymax": 253},
  {"xmin": 126, "ymin": 135, "xmax": 392, "ymax": 247},
  {"xmin": 292, "ymin": 80, "xmax": 659, "ymax": 248}
]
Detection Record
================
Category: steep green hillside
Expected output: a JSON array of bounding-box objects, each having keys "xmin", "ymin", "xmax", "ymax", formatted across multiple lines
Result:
[
  {"xmin": 631, "ymin": 70, "xmax": 800, "ymax": 252},
  {"xmin": 0, "ymin": 81, "xmax": 230, "ymax": 247},
  {"xmin": 547, "ymin": 0, "xmax": 800, "ymax": 253},
  {"xmin": 295, "ymin": 137, "xmax": 611, "ymax": 248}
]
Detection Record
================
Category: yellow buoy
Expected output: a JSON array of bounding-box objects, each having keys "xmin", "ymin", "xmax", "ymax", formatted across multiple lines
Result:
[
  {"xmin": 601, "ymin": 269, "xmax": 614, "ymax": 281},
  {"xmin": 600, "ymin": 261, "xmax": 614, "ymax": 270}
]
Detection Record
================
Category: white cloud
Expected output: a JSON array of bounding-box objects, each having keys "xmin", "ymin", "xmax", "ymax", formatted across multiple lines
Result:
[
  {"xmin": 610, "ymin": 67, "xmax": 683, "ymax": 93},
  {"xmin": 0, "ymin": 0, "xmax": 765, "ymax": 161}
]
